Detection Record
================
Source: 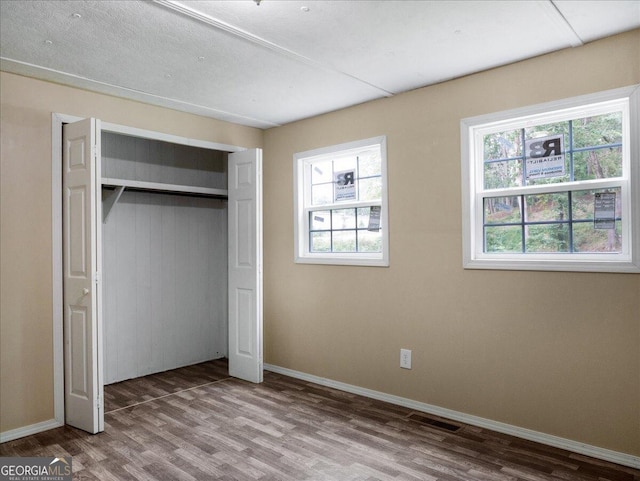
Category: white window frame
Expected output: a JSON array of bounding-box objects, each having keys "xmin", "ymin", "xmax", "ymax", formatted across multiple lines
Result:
[
  {"xmin": 461, "ymin": 85, "xmax": 640, "ymax": 273},
  {"xmin": 294, "ymin": 136, "xmax": 389, "ymax": 266}
]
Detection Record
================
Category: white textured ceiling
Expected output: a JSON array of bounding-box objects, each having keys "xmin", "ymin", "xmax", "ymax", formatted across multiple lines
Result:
[{"xmin": 1, "ymin": 0, "xmax": 639, "ymax": 129}]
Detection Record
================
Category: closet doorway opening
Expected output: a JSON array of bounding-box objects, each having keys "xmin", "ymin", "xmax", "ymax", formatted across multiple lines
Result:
[{"xmin": 53, "ymin": 114, "xmax": 263, "ymax": 434}]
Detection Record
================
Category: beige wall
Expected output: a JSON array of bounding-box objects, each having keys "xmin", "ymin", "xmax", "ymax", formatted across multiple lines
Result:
[
  {"xmin": 0, "ymin": 72, "xmax": 262, "ymax": 433},
  {"xmin": 262, "ymin": 30, "xmax": 640, "ymax": 456}
]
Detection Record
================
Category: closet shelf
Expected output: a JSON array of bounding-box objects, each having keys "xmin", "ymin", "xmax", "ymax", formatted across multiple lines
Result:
[
  {"xmin": 101, "ymin": 178, "xmax": 227, "ymax": 223},
  {"xmin": 102, "ymin": 177, "xmax": 228, "ymax": 198}
]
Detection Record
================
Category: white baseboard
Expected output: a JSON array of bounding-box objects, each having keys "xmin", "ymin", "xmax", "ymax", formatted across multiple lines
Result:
[
  {"xmin": 264, "ymin": 363, "xmax": 640, "ymax": 470},
  {"xmin": 0, "ymin": 419, "xmax": 63, "ymax": 444}
]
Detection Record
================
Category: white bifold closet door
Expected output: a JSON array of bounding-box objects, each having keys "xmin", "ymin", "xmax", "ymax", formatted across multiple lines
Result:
[
  {"xmin": 228, "ymin": 149, "xmax": 263, "ymax": 384},
  {"xmin": 62, "ymin": 118, "xmax": 103, "ymax": 434}
]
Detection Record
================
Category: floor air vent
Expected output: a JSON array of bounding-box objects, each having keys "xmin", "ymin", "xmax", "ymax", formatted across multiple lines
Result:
[{"xmin": 407, "ymin": 413, "xmax": 462, "ymax": 432}]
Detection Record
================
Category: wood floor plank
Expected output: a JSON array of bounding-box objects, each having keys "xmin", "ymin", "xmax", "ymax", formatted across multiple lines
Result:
[{"xmin": 1, "ymin": 359, "xmax": 638, "ymax": 481}]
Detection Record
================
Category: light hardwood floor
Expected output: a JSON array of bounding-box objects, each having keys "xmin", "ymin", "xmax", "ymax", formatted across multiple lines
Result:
[{"xmin": 1, "ymin": 359, "xmax": 638, "ymax": 481}]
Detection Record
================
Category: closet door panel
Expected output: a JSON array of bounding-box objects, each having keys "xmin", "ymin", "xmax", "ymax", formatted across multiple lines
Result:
[
  {"xmin": 228, "ymin": 149, "xmax": 262, "ymax": 383},
  {"xmin": 63, "ymin": 118, "xmax": 102, "ymax": 433}
]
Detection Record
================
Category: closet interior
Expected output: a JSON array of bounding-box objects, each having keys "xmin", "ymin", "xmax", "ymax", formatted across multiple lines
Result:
[{"xmin": 100, "ymin": 131, "xmax": 229, "ymax": 385}]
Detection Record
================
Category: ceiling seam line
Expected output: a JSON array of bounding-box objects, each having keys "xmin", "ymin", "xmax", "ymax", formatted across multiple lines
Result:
[
  {"xmin": 548, "ymin": 0, "xmax": 584, "ymax": 47},
  {"xmin": 152, "ymin": 0, "xmax": 395, "ymax": 97},
  {"xmin": 0, "ymin": 57, "xmax": 281, "ymax": 128}
]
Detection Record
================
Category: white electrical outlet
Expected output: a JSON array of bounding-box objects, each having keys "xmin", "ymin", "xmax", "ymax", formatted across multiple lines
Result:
[{"xmin": 400, "ymin": 349, "xmax": 412, "ymax": 369}]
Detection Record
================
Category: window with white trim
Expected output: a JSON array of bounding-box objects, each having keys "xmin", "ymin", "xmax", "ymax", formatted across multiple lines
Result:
[
  {"xmin": 294, "ymin": 136, "xmax": 389, "ymax": 266},
  {"xmin": 461, "ymin": 86, "xmax": 640, "ymax": 273}
]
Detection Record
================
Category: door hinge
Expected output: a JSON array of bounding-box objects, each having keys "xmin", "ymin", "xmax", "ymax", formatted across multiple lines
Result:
[
  {"xmin": 96, "ymin": 396, "xmax": 101, "ymax": 410},
  {"xmin": 95, "ymin": 271, "xmax": 101, "ymax": 285}
]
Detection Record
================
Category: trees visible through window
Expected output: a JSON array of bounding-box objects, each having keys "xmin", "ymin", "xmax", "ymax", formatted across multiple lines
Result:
[
  {"xmin": 294, "ymin": 136, "xmax": 389, "ymax": 266},
  {"xmin": 483, "ymin": 112, "xmax": 623, "ymax": 253},
  {"xmin": 461, "ymin": 86, "xmax": 639, "ymax": 272}
]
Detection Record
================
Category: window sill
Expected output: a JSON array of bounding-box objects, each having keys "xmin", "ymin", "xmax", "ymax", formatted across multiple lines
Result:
[
  {"xmin": 463, "ymin": 256, "xmax": 640, "ymax": 273},
  {"xmin": 295, "ymin": 254, "xmax": 389, "ymax": 267}
]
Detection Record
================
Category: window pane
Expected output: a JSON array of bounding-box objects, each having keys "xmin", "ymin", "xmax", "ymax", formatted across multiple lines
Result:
[
  {"xmin": 310, "ymin": 210, "xmax": 330, "ymax": 230},
  {"xmin": 357, "ymin": 207, "xmax": 373, "ymax": 228},
  {"xmin": 484, "ymin": 159, "xmax": 522, "ymax": 189},
  {"xmin": 333, "ymin": 230, "xmax": 356, "ymax": 252},
  {"xmin": 358, "ymin": 177, "xmax": 382, "ymax": 201},
  {"xmin": 572, "ymin": 188, "xmax": 622, "ymax": 220},
  {"xmin": 524, "ymin": 193, "xmax": 568, "ymax": 222},
  {"xmin": 573, "ymin": 112, "xmax": 622, "ymax": 149},
  {"xmin": 311, "ymin": 160, "xmax": 333, "ymax": 184},
  {"xmin": 525, "ymin": 162, "xmax": 571, "ymax": 186},
  {"xmin": 483, "ymin": 129, "xmax": 521, "ymax": 161},
  {"xmin": 524, "ymin": 127, "xmax": 568, "ymax": 186},
  {"xmin": 333, "ymin": 157, "xmax": 357, "ymax": 173},
  {"xmin": 484, "ymin": 196, "xmax": 521, "ymax": 224},
  {"xmin": 332, "ymin": 209, "xmax": 356, "ymax": 230},
  {"xmin": 467, "ymin": 91, "xmax": 632, "ymax": 270},
  {"xmin": 311, "ymin": 183, "xmax": 333, "ymax": 205},
  {"xmin": 296, "ymin": 136, "xmax": 387, "ymax": 265},
  {"xmin": 310, "ymin": 232, "xmax": 331, "ymax": 252},
  {"xmin": 573, "ymin": 147, "xmax": 622, "ymax": 181},
  {"xmin": 357, "ymin": 229, "xmax": 382, "ymax": 253},
  {"xmin": 525, "ymin": 122, "xmax": 569, "ymax": 143},
  {"xmin": 358, "ymin": 150, "xmax": 382, "ymax": 177},
  {"xmin": 485, "ymin": 225, "xmax": 522, "ymax": 253},
  {"xmin": 573, "ymin": 221, "xmax": 622, "ymax": 252},
  {"xmin": 525, "ymin": 224, "xmax": 569, "ymax": 253}
]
